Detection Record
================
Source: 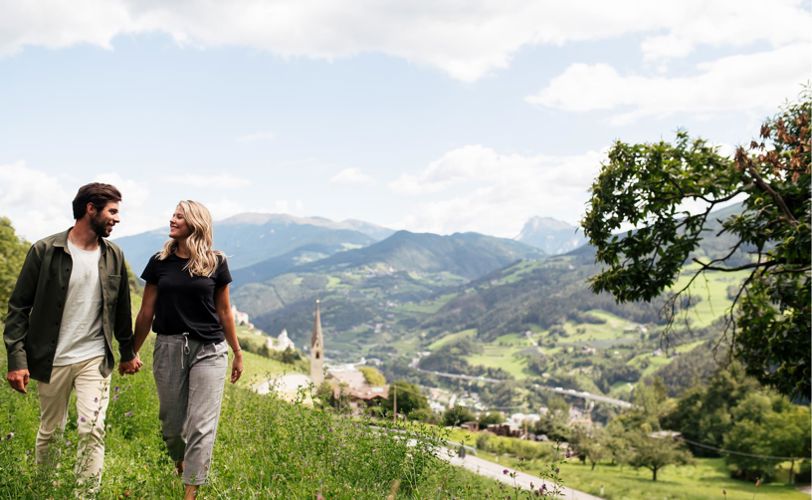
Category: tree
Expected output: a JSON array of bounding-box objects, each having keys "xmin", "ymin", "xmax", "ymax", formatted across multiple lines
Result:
[
  {"xmin": 663, "ymin": 362, "xmax": 760, "ymax": 456},
  {"xmin": 582, "ymin": 93, "xmax": 811, "ymax": 399},
  {"xmin": 570, "ymin": 425, "xmax": 608, "ymax": 471},
  {"xmin": 723, "ymin": 392, "xmax": 811, "ymax": 482},
  {"xmin": 478, "ymin": 411, "xmax": 505, "ymax": 427},
  {"xmin": 443, "ymin": 405, "xmax": 476, "ymax": 427},
  {"xmin": 0, "ymin": 218, "xmax": 28, "ymax": 322},
  {"xmin": 626, "ymin": 427, "xmax": 692, "ymax": 481},
  {"xmin": 381, "ymin": 380, "xmax": 428, "ymax": 417},
  {"xmin": 358, "ymin": 366, "xmax": 386, "ymax": 386}
]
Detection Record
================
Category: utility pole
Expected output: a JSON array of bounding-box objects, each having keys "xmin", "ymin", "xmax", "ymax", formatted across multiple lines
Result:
[{"xmin": 393, "ymin": 384, "xmax": 398, "ymax": 423}]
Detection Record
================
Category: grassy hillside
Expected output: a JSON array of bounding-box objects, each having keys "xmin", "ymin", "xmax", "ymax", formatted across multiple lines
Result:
[{"xmin": 0, "ymin": 333, "xmax": 516, "ymax": 499}]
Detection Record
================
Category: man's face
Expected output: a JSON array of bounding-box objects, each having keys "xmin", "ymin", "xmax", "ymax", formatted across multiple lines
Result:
[{"xmin": 89, "ymin": 201, "xmax": 120, "ymax": 238}]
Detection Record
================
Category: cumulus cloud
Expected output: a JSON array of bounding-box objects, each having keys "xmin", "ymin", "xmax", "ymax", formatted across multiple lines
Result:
[
  {"xmin": 0, "ymin": 163, "xmax": 158, "ymax": 239},
  {"xmin": 391, "ymin": 145, "xmax": 604, "ymax": 237},
  {"xmin": 0, "ymin": 161, "xmax": 73, "ymax": 240},
  {"xmin": 527, "ymin": 43, "xmax": 810, "ymax": 124},
  {"xmin": 1, "ymin": 0, "xmax": 808, "ymax": 81},
  {"xmin": 330, "ymin": 167, "xmax": 375, "ymax": 186}
]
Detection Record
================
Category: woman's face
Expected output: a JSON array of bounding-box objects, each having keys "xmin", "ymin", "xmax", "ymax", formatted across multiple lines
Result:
[{"xmin": 169, "ymin": 205, "xmax": 193, "ymax": 240}]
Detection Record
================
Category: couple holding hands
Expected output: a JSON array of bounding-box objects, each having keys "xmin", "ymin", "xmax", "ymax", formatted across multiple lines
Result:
[{"xmin": 3, "ymin": 183, "xmax": 243, "ymax": 499}]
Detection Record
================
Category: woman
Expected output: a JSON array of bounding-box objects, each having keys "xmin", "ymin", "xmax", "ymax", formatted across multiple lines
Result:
[{"xmin": 133, "ymin": 200, "xmax": 243, "ymax": 499}]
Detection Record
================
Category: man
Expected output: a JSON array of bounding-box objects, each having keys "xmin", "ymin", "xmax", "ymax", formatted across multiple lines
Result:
[{"xmin": 3, "ymin": 182, "xmax": 142, "ymax": 489}]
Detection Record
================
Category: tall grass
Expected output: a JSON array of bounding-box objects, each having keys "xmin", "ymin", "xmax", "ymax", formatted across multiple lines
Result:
[{"xmin": 1, "ymin": 336, "xmax": 547, "ymax": 498}]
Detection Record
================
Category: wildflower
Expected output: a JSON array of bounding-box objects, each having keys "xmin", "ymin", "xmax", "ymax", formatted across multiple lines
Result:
[
  {"xmin": 114, "ymin": 386, "xmax": 120, "ymax": 393},
  {"xmin": 80, "ymin": 416, "xmax": 86, "ymax": 423},
  {"xmin": 502, "ymin": 469, "xmax": 508, "ymax": 475},
  {"xmin": 113, "ymin": 394, "xmax": 119, "ymax": 401},
  {"xmin": 124, "ymin": 411, "xmax": 134, "ymax": 418},
  {"xmin": 316, "ymin": 492, "xmax": 325, "ymax": 500}
]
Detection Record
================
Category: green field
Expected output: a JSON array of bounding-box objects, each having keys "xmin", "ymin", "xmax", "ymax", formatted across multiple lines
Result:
[
  {"xmin": 466, "ymin": 345, "xmax": 529, "ymax": 379},
  {"xmin": 428, "ymin": 329, "xmax": 477, "ymax": 350},
  {"xmin": 672, "ymin": 267, "xmax": 749, "ymax": 328},
  {"xmin": 446, "ymin": 429, "xmax": 807, "ymax": 500}
]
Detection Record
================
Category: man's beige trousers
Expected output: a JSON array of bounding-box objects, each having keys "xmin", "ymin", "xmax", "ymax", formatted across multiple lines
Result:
[{"xmin": 36, "ymin": 356, "xmax": 111, "ymax": 487}]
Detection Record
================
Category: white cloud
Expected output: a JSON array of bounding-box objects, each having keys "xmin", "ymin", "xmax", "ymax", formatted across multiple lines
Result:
[
  {"xmin": 93, "ymin": 171, "xmax": 156, "ymax": 236},
  {"xmin": 391, "ymin": 145, "xmax": 604, "ymax": 237},
  {"xmin": 1, "ymin": 1, "xmax": 808, "ymax": 81},
  {"xmin": 166, "ymin": 173, "xmax": 251, "ymax": 189},
  {"xmin": 0, "ymin": 161, "xmax": 74, "ymax": 240},
  {"xmin": 236, "ymin": 130, "xmax": 275, "ymax": 143},
  {"xmin": 528, "ymin": 44, "xmax": 811, "ymax": 124},
  {"xmin": 330, "ymin": 167, "xmax": 375, "ymax": 186}
]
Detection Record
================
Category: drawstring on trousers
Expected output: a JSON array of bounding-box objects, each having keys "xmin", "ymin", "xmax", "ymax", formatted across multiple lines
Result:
[{"xmin": 181, "ymin": 333, "xmax": 190, "ymax": 369}]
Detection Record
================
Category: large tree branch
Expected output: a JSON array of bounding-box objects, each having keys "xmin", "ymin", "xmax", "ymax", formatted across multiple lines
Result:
[
  {"xmin": 742, "ymin": 157, "xmax": 798, "ymax": 225},
  {"xmin": 691, "ymin": 259, "xmax": 777, "ymax": 273}
]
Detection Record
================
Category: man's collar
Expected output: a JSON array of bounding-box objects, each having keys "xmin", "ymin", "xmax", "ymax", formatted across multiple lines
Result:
[{"xmin": 54, "ymin": 227, "xmax": 108, "ymax": 253}]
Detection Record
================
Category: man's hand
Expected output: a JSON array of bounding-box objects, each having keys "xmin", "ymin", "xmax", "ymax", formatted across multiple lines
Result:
[
  {"xmin": 118, "ymin": 354, "xmax": 143, "ymax": 375},
  {"xmin": 7, "ymin": 369, "xmax": 30, "ymax": 394}
]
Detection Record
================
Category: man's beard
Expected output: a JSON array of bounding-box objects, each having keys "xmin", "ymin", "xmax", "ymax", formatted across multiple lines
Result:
[{"xmin": 90, "ymin": 213, "xmax": 111, "ymax": 237}]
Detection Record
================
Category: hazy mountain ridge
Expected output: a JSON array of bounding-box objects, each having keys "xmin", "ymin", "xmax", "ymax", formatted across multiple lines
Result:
[
  {"xmin": 516, "ymin": 216, "xmax": 587, "ymax": 255},
  {"xmin": 115, "ymin": 214, "xmax": 383, "ymax": 272}
]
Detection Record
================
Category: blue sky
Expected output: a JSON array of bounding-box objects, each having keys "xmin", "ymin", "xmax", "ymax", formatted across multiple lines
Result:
[{"xmin": 0, "ymin": 0, "xmax": 809, "ymax": 241}]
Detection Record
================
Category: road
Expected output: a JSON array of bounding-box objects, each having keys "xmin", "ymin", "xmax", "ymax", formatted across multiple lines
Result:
[
  {"xmin": 438, "ymin": 447, "xmax": 603, "ymax": 499},
  {"xmin": 412, "ymin": 364, "xmax": 632, "ymax": 409}
]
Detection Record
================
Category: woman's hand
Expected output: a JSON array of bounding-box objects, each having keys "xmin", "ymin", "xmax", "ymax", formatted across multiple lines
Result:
[{"xmin": 230, "ymin": 351, "xmax": 243, "ymax": 383}]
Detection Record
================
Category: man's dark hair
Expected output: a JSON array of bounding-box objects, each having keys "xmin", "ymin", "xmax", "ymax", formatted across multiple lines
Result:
[{"xmin": 72, "ymin": 183, "xmax": 122, "ymax": 219}]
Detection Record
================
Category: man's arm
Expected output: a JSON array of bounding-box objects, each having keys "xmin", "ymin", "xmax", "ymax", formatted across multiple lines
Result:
[
  {"xmin": 113, "ymin": 258, "xmax": 136, "ymax": 364},
  {"xmin": 3, "ymin": 242, "xmax": 44, "ymax": 393}
]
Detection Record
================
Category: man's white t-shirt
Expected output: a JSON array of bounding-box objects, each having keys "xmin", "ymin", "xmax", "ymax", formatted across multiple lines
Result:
[{"xmin": 52, "ymin": 239, "xmax": 106, "ymax": 366}]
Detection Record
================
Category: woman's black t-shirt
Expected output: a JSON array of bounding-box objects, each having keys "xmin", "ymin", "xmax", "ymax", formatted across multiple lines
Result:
[{"xmin": 140, "ymin": 253, "xmax": 232, "ymax": 343}]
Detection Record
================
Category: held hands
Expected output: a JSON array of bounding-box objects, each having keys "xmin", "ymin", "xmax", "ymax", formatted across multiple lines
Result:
[
  {"xmin": 6, "ymin": 369, "xmax": 30, "ymax": 394},
  {"xmin": 118, "ymin": 353, "xmax": 143, "ymax": 375},
  {"xmin": 230, "ymin": 351, "xmax": 243, "ymax": 384}
]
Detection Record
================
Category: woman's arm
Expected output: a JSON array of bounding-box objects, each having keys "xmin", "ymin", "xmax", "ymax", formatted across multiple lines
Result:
[
  {"xmin": 215, "ymin": 284, "xmax": 243, "ymax": 383},
  {"xmin": 133, "ymin": 283, "xmax": 158, "ymax": 355}
]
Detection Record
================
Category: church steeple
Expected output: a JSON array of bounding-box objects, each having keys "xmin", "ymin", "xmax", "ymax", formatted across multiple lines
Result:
[{"xmin": 310, "ymin": 299, "xmax": 324, "ymax": 385}]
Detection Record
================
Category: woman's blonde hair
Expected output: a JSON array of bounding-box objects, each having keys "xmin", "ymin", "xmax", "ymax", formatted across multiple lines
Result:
[{"xmin": 157, "ymin": 200, "xmax": 223, "ymax": 277}]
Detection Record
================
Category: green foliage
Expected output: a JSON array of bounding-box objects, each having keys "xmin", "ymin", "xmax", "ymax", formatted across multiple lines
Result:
[
  {"xmin": 625, "ymin": 429, "xmax": 693, "ymax": 481},
  {"xmin": 478, "ymin": 410, "xmax": 505, "ymax": 426},
  {"xmin": 474, "ymin": 432, "xmax": 556, "ymax": 461},
  {"xmin": 381, "ymin": 380, "xmax": 428, "ymax": 417},
  {"xmin": 583, "ymin": 93, "xmax": 811, "ymax": 398},
  {"xmin": 0, "ymin": 218, "xmax": 28, "ymax": 322},
  {"xmin": 570, "ymin": 426, "xmax": 609, "ymax": 470},
  {"xmin": 663, "ymin": 362, "xmax": 810, "ymax": 481},
  {"xmin": 442, "ymin": 405, "xmax": 476, "ymax": 427},
  {"xmin": 663, "ymin": 362, "xmax": 760, "ymax": 456},
  {"xmin": 0, "ymin": 337, "xmax": 514, "ymax": 498},
  {"xmin": 406, "ymin": 408, "xmax": 439, "ymax": 424},
  {"xmin": 723, "ymin": 392, "xmax": 811, "ymax": 481},
  {"xmin": 358, "ymin": 365, "xmax": 386, "ymax": 386}
]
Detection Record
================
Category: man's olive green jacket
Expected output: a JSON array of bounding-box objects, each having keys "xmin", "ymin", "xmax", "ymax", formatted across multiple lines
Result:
[{"xmin": 3, "ymin": 228, "xmax": 136, "ymax": 382}]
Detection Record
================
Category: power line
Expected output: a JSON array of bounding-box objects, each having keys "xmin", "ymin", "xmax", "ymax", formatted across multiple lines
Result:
[{"xmin": 680, "ymin": 437, "xmax": 808, "ymax": 461}]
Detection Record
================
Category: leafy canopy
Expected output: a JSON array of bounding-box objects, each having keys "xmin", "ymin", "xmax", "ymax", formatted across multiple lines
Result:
[
  {"xmin": 582, "ymin": 92, "xmax": 810, "ymax": 399},
  {"xmin": 0, "ymin": 218, "xmax": 29, "ymax": 322}
]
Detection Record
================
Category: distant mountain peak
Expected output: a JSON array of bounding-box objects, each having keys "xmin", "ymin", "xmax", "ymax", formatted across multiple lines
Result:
[{"xmin": 516, "ymin": 216, "xmax": 587, "ymax": 255}]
